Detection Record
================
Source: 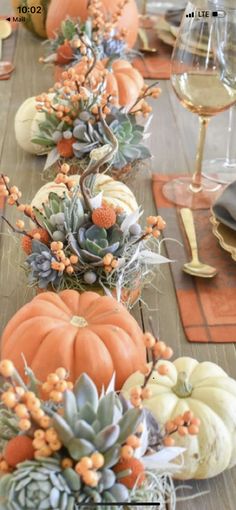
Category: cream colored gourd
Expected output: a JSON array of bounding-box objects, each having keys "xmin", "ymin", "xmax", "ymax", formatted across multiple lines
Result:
[
  {"xmin": 31, "ymin": 174, "xmax": 138, "ymax": 214},
  {"xmin": 122, "ymin": 357, "xmax": 236, "ymax": 480}
]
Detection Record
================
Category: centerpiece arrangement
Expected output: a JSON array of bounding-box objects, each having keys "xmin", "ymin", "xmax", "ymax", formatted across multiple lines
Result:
[
  {"xmin": 0, "ymin": 330, "xmax": 200, "ymax": 509},
  {"xmin": 15, "ymin": 17, "xmax": 160, "ymax": 181},
  {"xmin": 2, "ymin": 118, "xmax": 168, "ymax": 305}
]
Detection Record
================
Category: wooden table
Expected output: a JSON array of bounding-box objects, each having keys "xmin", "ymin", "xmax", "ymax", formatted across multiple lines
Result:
[{"xmin": 0, "ymin": 3, "xmax": 235, "ymax": 509}]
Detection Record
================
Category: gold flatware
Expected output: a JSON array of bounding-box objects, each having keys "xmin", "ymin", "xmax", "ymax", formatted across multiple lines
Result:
[
  {"xmin": 210, "ymin": 213, "xmax": 236, "ymax": 262},
  {"xmin": 0, "ymin": 20, "xmax": 12, "ymax": 60},
  {"xmin": 180, "ymin": 208, "xmax": 218, "ymax": 278},
  {"xmin": 138, "ymin": 28, "xmax": 157, "ymax": 54}
]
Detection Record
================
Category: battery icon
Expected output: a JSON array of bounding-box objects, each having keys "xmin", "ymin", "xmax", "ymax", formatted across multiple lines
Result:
[{"xmin": 212, "ymin": 10, "xmax": 226, "ymax": 17}]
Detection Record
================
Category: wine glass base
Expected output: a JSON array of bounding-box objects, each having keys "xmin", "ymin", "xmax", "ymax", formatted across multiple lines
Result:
[
  {"xmin": 202, "ymin": 159, "xmax": 236, "ymax": 185},
  {"xmin": 162, "ymin": 176, "xmax": 222, "ymax": 210}
]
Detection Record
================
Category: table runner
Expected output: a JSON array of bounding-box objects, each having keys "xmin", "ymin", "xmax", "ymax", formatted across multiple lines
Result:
[
  {"xmin": 133, "ymin": 17, "xmax": 172, "ymax": 80},
  {"xmin": 152, "ymin": 174, "xmax": 236, "ymax": 343}
]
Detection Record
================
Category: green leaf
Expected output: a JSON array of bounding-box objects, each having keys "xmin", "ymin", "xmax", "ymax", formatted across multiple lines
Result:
[
  {"xmin": 95, "ymin": 424, "xmax": 120, "ymax": 452},
  {"xmin": 31, "ymin": 137, "xmax": 55, "ymax": 147},
  {"xmin": 118, "ymin": 408, "xmax": 143, "ymax": 444},
  {"xmin": 74, "ymin": 420, "xmax": 95, "ymax": 442},
  {"xmin": 78, "ymin": 403, "xmax": 97, "ymax": 424},
  {"xmin": 52, "ymin": 413, "xmax": 74, "ymax": 445},
  {"xmin": 97, "ymin": 393, "xmax": 117, "ymax": 428},
  {"xmin": 63, "ymin": 390, "xmax": 78, "ymax": 428},
  {"xmin": 32, "ymin": 207, "xmax": 53, "ymax": 236},
  {"xmin": 50, "ymin": 487, "xmax": 60, "ymax": 508},
  {"xmin": 85, "ymin": 239, "xmax": 103, "ymax": 256},
  {"xmin": 67, "ymin": 438, "xmax": 94, "ymax": 460},
  {"xmin": 74, "ymin": 374, "xmax": 98, "ymax": 412},
  {"xmin": 63, "ymin": 468, "xmax": 81, "ymax": 491}
]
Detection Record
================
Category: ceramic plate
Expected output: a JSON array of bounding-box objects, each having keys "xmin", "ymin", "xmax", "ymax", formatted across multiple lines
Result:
[{"xmin": 210, "ymin": 213, "xmax": 236, "ymax": 262}]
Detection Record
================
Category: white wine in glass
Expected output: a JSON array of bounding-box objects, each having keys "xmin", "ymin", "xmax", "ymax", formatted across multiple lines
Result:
[{"xmin": 162, "ymin": 0, "xmax": 236, "ymax": 209}]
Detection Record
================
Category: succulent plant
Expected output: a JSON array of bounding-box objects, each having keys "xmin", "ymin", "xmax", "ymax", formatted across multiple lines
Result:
[
  {"xmin": 0, "ymin": 409, "xmax": 19, "ymax": 453},
  {"xmin": 51, "ymin": 373, "xmax": 143, "ymax": 504},
  {"xmin": 0, "ymin": 457, "xmax": 75, "ymax": 510},
  {"xmin": 102, "ymin": 109, "xmax": 151, "ymax": 169},
  {"xmin": 26, "ymin": 240, "xmax": 64, "ymax": 289},
  {"xmin": 72, "ymin": 121, "xmax": 104, "ymax": 158}
]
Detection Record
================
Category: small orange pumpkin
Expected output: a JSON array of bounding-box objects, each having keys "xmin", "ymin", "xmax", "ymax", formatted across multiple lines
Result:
[
  {"xmin": 1, "ymin": 290, "xmax": 146, "ymax": 390},
  {"xmin": 46, "ymin": 0, "xmax": 138, "ymax": 48}
]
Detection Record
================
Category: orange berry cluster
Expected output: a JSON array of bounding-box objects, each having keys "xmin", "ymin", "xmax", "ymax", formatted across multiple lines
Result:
[
  {"xmin": 163, "ymin": 411, "xmax": 201, "ymax": 447},
  {"xmin": 88, "ymin": 0, "xmax": 128, "ymax": 42},
  {"xmin": 41, "ymin": 367, "xmax": 73, "ymax": 403},
  {"xmin": 33, "ymin": 427, "xmax": 62, "ymax": 458},
  {"xmin": 130, "ymin": 84, "xmax": 161, "ymax": 117},
  {"xmin": 103, "ymin": 253, "xmax": 119, "ymax": 273},
  {"xmin": 1, "ymin": 386, "xmax": 50, "ymax": 433},
  {"xmin": 145, "ymin": 215, "xmax": 166, "ymax": 239},
  {"xmin": 0, "ymin": 175, "xmax": 22, "ymax": 205},
  {"xmin": 129, "ymin": 333, "xmax": 173, "ymax": 408},
  {"xmin": 120, "ymin": 433, "xmax": 141, "ymax": 460},
  {"xmin": 75, "ymin": 452, "xmax": 105, "ymax": 487},
  {"xmin": 50, "ymin": 242, "xmax": 79, "ymax": 276}
]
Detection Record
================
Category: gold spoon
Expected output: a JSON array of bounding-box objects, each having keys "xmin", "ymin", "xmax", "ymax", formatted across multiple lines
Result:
[
  {"xmin": 0, "ymin": 20, "xmax": 12, "ymax": 60},
  {"xmin": 180, "ymin": 208, "xmax": 217, "ymax": 278},
  {"xmin": 138, "ymin": 28, "xmax": 157, "ymax": 54}
]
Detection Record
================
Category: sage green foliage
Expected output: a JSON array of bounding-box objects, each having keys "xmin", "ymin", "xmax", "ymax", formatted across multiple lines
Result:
[
  {"xmin": 0, "ymin": 409, "xmax": 19, "ymax": 453},
  {"xmin": 0, "ymin": 458, "xmax": 75, "ymax": 510},
  {"xmin": 52, "ymin": 373, "xmax": 143, "ymax": 504}
]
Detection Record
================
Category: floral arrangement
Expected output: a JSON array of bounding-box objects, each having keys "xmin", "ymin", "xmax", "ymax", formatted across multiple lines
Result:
[
  {"xmin": 32, "ymin": 59, "xmax": 160, "ymax": 177},
  {"xmin": 1, "ymin": 118, "xmax": 167, "ymax": 303},
  {"xmin": 40, "ymin": 0, "xmax": 130, "ymax": 67},
  {"xmin": 0, "ymin": 331, "xmax": 200, "ymax": 509}
]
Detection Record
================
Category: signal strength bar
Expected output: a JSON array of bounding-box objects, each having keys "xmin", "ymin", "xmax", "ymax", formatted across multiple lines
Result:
[{"xmin": 186, "ymin": 12, "xmax": 195, "ymax": 17}]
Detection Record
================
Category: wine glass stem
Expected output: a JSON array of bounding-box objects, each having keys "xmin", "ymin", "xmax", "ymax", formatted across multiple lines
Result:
[
  {"xmin": 226, "ymin": 105, "xmax": 236, "ymax": 165},
  {"xmin": 142, "ymin": 0, "xmax": 147, "ymax": 15},
  {"xmin": 191, "ymin": 116, "xmax": 209, "ymax": 193}
]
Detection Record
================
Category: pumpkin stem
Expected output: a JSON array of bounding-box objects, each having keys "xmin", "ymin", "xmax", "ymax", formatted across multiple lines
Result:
[
  {"xmin": 172, "ymin": 371, "xmax": 193, "ymax": 398},
  {"xmin": 70, "ymin": 316, "xmax": 88, "ymax": 328}
]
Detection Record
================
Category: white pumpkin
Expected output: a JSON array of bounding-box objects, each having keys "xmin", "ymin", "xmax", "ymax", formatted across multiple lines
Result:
[
  {"xmin": 15, "ymin": 96, "xmax": 51, "ymax": 155},
  {"xmin": 31, "ymin": 174, "xmax": 138, "ymax": 214},
  {"xmin": 122, "ymin": 357, "xmax": 236, "ymax": 480}
]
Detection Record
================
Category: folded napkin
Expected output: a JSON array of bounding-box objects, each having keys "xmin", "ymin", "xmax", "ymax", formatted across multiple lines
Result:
[{"xmin": 212, "ymin": 180, "xmax": 236, "ymax": 231}]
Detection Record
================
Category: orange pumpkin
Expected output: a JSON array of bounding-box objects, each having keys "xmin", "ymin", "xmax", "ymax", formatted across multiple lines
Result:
[
  {"xmin": 1, "ymin": 290, "xmax": 146, "ymax": 390},
  {"xmin": 55, "ymin": 59, "xmax": 144, "ymax": 109},
  {"xmin": 46, "ymin": 0, "xmax": 139, "ymax": 48}
]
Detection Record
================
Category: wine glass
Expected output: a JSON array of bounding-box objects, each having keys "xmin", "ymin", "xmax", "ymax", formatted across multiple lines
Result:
[
  {"xmin": 202, "ymin": 1, "xmax": 236, "ymax": 184},
  {"xmin": 162, "ymin": 0, "xmax": 236, "ymax": 209}
]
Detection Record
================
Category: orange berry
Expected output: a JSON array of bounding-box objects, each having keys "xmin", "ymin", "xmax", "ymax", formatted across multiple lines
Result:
[
  {"xmin": 141, "ymin": 387, "xmax": 152, "ymax": 400},
  {"xmin": 37, "ymin": 446, "xmax": 52, "ymax": 457},
  {"xmin": 130, "ymin": 386, "xmax": 142, "ymax": 398},
  {"xmin": 66, "ymin": 382, "xmax": 74, "ymax": 390},
  {"xmin": 140, "ymin": 364, "xmax": 151, "ymax": 376},
  {"xmin": 191, "ymin": 417, "xmax": 201, "ymax": 427},
  {"xmin": 80, "ymin": 457, "xmax": 93, "ymax": 470},
  {"xmin": 147, "ymin": 216, "xmax": 157, "ymax": 226},
  {"xmin": 15, "ymin": 404, "xmax": 29, "ymax": 418},
  {"xmin": 42, "ymin": 382, "xmax": 53, "ymax": 393},
  {"xmin": 126, "ymin": 435, "xmax": 141, "ymax": 449},
  {"xmin": 16, "ymin": 220, "xmax": 25, "ymax": 230},
  {"xmin": 188, "ymin": 425, "xmax": 199, "ymax": 435},
  {"xmin": 2, "ymin": 391, "xmax": 17, "ymax": 408},
  {"xmin": 45, "ymin": 428, "xmax": 58, "ymax": 443},
  {"xmin": 0, "ymin": 360, "xmax": 15, "ymax": 377},
  {"xmin": 47, "ymin": 373, "xmax": 60, "ymax": 385},
  {"xmin": 15, "ymin": 386, "xmax": 25, "ymax": 398},
  {"xmin": 0, "ymin": 460, "xmax": 9, "ymax": 472},
  {"xmin": 121, "ymin": 445, "xmax": 134, "ymax": 459},
  {"xmin": 31, "ymin": 409, "xmax": 45, "ymax": 420},
  {"xmin": 19, "ymin": 419, "xmax": 31, "ymax": 431},
  {"xmin": 34, "ymin": 429, "xmax": 45, "ymax": 440},
  {"xmin": 61, "ymin": 458, "xmax": 73, "ymax": 469},
  {"xmin": 91, "ymin": 452, "xmax": 104, "ymax": 469},
  {"xmin": 152, "ymin": 229, "xmax": 160, "ymax": 238},
  {"xmin": 61, "ymin": 163, "xmax": 70, "ymax": 174},
  {"xmin": 75, "ymin": 462, "xmax": 84, "ymax": 475},
  {"xmin": 174, "ymin": 416, "xmax": 184, "ymax": 427},
  {"xmin": 178, "ymin": 426, "xmax": 188, "ymax": 436},
  {"xmin": 39, "ymin": 416, "xmax": 51, "ymax": 429},
  {"xmin": 130, "ymin": 396, "xmax": 142, "ymax": 408},
  {"xmin": 102, "ymin": 253, "xmax": 113, "ymax": 266},
  {"xmin": 27, "ymin": 398, "xmax": 41, "ymax": 411},
  {"xmin": 162, "ymin": 347, "xmax": 173, "ymax": 360},
  {"xmin": 83, "ymin": 470, "xmax": 99, "ymax": 487},
  {"xmin": 163, "ymin": 436, "xmax": 175, "ymax": 447},
  {"xmin": 143, "ymin": 332, "xmax": 156, "ymax": 349},
  {"xmin": 55, "ymin": 380, "xmax": 68, "ymax": 392},
  {"xmin": 157, "ymin": 364, "xmax": 169, "ymax": 376},
  {"xmin": 153, "ymin": 341, "xmax": 166, "ymax": 357},
  {"xmin": 32, "ymin": 439, "xmax": 46, "ymax": 450},
  {"xmin": 50, "ymin": 391, "xmax": 63, "ymax": 403},
  {"xmin": 165, "ymin": 421, "xmax": 176, "ymax": 433},
  {"xmin": 50, "ymin": 440, "xmax": 62, "ymax": 451},
  {"xmin": 69, "ymin": 255, "xmax": 78, "ymax": 265},
  {"xmin": 183, "ymin": 411, "xmax": 194, "ymax": 423},
  {"xmin": 145, "ymin": 226, "xmax": 153, "ymax": 234}
]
